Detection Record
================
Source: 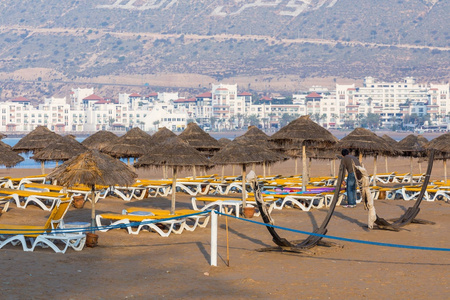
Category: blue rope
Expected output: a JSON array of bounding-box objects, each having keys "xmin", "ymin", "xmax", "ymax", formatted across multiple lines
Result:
[
  {"xmin": 2, "ymin": 209, "xmax": 449, "ymax": 252},
  {"xmin": 216, "ymin": 211, "xmax": 450, "ymax": 252}
]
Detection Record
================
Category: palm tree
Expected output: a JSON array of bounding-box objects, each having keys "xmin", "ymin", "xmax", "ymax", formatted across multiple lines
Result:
[
  {"xmin": 153, "ymin": 120, "xmax": 160, "ymax": 131},
  {"xmin": 248, "ymin": 114, "xmax": 260, "ymax": 127}
]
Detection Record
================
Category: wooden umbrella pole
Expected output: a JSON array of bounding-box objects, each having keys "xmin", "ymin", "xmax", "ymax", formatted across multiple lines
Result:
[
  {"xmin": 193, "ymin": 165, "xmax": 196, "ymax": 179},
  {"xmin": 263, "ymin": 162, "xmax": 266, "ymax": 179},
  {"xmin": 163, "ymin": 165, "xmax": 166, "ymax": 179},
  {"xmin": 221, "ymin": 165, "xmax": 225, "ymax": 181},
  {"xmin": 268, "ymin": 164, "xmax": 271, "ymax": 176},
  {"xmin": 91, "ymin": 185, "xmax": 96, "ymax": 232},
  {"xmin": 330, "ymin": 159, "xmax": 333, "ymax": 176},
  {"xmin": 332, "ymin": 159, "xmax": 336, "ymax": 177},
  {"xmin": 302, "ymin": 145, "xmax": 307, "ymax": 192},
  {"xmin": 171, "ymin": 166, "xmax": 177, "ymax": 215},
  {"xmin": 242, "ymin": 164, "xmax": 247, "ymax": 208},
  {"xmin": 385, "ymin": 156, "xmax": 388, "ymax": 173},
  {"xmin": 410, "ymin": 156, "xmax": 414, "ymax": 186},
  {"xmin": 373, "ymin": 155, "xmax": 377, "ymax": 187},
  {"xmin": 232, "ymin": 165, "xmax": 235, "ymax": 176},
  {"xmin": 444, "ymin": 159, "xmax": 447, "ymax": 183},
  {"xmin": 41, "ymin": 161, "xmax": 45, "ymax": 175},
  {"xmin": 359, "ymin": 152, "xmax": 363, "ymax": 164},
  {"xmin": 226, "ymin": 215, "xmax": 230, "ymax": 267},
  {"xmin": 295, "ymin": 157, "xmax": 298, "ymax": 175}
]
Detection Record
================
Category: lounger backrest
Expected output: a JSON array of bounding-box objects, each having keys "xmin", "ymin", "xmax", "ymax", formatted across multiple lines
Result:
[{"xmin": 43, "ymin": 198, "xmax": 72, "ymax": 230}]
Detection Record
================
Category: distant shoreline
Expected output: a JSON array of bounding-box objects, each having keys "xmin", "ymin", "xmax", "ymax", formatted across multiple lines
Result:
[{"xmin": 1, "ymin": 129, "xmax": 444, "ymax": 141}]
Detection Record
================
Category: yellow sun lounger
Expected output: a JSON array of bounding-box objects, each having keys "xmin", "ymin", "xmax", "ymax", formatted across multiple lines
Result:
[
  {"xmin": 0, "ymin": 188, "xmax": 67, "ymax": 211},
  {"xmin": 96, "ymin": 211, "xmax": 188, "ymax": 236},
  {"xmin": 0, "ymin": 198, "xmax": 86, "ymax": 253}
]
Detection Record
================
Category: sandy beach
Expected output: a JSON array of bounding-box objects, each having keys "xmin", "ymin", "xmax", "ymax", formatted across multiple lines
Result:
[{"xmin": 0, "ymin": 157, "xmax": 449, "ymax": 299}]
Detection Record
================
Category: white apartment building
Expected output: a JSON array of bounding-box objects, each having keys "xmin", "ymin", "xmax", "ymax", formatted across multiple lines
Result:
[
  {"xmin": 211, "ymin": 83, "xmax": 237, "ymax": 119},
  {"xmin": 0, "ymin": 77, "xmax": 448, "ymax": 134}
]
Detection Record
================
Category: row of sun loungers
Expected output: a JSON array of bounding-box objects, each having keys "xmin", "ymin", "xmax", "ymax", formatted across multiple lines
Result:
[{"xmin": 0, "ymin": 170, "xmax": 441, "ymax": 253}]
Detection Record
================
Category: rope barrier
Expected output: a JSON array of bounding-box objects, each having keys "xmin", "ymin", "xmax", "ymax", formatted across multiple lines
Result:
[
  {"xmin": 2, "ymin": 209, "xmax": 448, "ymax": 252},
  {"xmin": 215, "ymin": 211, "xmax": 450, "ymax": 252}
]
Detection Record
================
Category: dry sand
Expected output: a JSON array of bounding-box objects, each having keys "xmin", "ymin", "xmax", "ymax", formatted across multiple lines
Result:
[{"xmin": 0, "ymin": 157, "xmax": 449, "ymax": 299}]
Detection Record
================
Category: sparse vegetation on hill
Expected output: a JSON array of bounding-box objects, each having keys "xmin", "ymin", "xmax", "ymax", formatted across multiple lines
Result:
[{"xmin": 0, "ymin": 0, "xmax": 448, "ymax": 100}]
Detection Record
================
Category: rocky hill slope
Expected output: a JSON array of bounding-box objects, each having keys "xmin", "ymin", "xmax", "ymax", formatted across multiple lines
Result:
[{"xmin": 0, "ymin": 0, "xmax": 448, "ymax": 99}]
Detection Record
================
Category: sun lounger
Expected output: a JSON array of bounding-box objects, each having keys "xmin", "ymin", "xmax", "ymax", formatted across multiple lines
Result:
[
  {"xmin": 265, "ymin": 193, "xmax": 325, "ymax": 212},
  {"xmin": 3, "ymin": 174, "xmax": 49, "ymax": 189},
  {"xmin": 0, "ymin": 196, "xmax": 13, "ymax": 213},
  {"xmin": 0, "ymin": 188, "xmax": 67, "ymax": 211},
  {"xmin": 19, "ymin": 183, "xmax": 110, "ymax": 204},
  {"xmin": 123, "ymin": 208, "xmax": 210, "ymax": 231},
  {"xmin": 95, "ymin": 211, "xmax": 187, "ymax": 236},
  {"xmin": 369, "ymin": 172, "xmax": 396, "ymax": 185},
  {"xmin": 0, "ymin": 198, "xmax": 86, "ymax": 253}
]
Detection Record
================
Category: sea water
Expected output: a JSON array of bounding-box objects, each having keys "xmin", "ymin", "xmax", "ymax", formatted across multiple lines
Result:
[{"xmin": 2, "ymin": 138, "xmax": 86, "ymax": 169}]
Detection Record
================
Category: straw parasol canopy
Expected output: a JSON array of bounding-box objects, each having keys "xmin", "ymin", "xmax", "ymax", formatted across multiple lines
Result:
[
  {"xmin": 134, "ymin": 137, "xmax": 213, "ymax": 214},
  {"xmin": 426, "ymin": 132, "xmax": 450, "ymax": 181},
  {"xmin": 32, "ymin": 136, "xmax": 87, "ymax": 162},
  {"xmin": 336, "ymin": 128, "xmax": 396, "ymax": 158},
  {"xmin": 336, "ymin": 128, "xmax": 396, "ymax": 186},
  {"xmin": 0, "ymin": 132, "xmax": 7, "ymax": 139},
  {"xmin": 0, "ymin": 140, "xmax": 12, "ymax": 150},
  {"xmin": 81, "ymin": 130, "xmax": 119, "ymax": 151},
  {"xmin": 0, "ymin": 143, "xmax": 24, "ymax": 168},
  {"xmin": 12, "ymin": 126, "xmax": 63, "ymax": 154},
  {"xmin": 398, "ymin": 134, "xmax": 428, "ymax": 157},
  {"xmin": 398, "ymin": 134, "xmax": 428, "ymax": 183},
  {"xmin": 217, "ymin": 138, "xmax": 232, "ymax": 146},
  {"xmin": 48, "ymin": 150, "xmax": 137, "ymax": 230},
  {"xmin": 151, "ymin": 127, "xmax": 177, "ymax": 146},
  {"xmin": 380, "ymin": 134, "xmax": 399, "ymax": 172},
  {"xmin": 234, "ymin": 125, "xmax": 269, "ymax": 143},
  {"xmin": 211, "ymin": 138, "xmax": 288, "ymax": 208},
  {"xmin": 102, "ymin": 127, "xmax": 153, "ymax": 161},
  {"xmin": 381, "ymin": 134, "xmax": 398, "ymax": 146},
  {"xmin": 270, "ymin": 115, "xmax": 338, "ymax": 190},
  {"xmin": 178, "ymin": 122, "xmax": 221, "ymax": 155}
]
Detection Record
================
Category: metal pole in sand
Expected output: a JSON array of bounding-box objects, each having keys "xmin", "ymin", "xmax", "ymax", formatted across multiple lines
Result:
[
  {"xmin": 226, "ymin": 215, "xmax": 230, "ymax": 267},
  {"xmin": 210, "ymin": 210, "xmax": 218, "ymax": 266}
]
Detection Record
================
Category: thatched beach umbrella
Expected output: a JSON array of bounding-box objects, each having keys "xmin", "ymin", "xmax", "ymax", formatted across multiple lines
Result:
[
  {"xmin": 32, "ymin": 136, "xmax": 87, "ymax": 167},
  {"xmin": 336, "ymin": 128, "xmax": 396, "ymax": 186},
  {"xmin": 13, "ymin": 126, "xmax": 63, "ymax": 153},
  {"xmin": 270, "ymin": 115, "xmax": 338, "ymax": 191},
  {"xmin": 179, "ymin": 122, "xmax": 221, "ymax": 178},
  {"xmin": 81, "ymin": 130, "xmax": 119, "ymax": 151},
  {"xmin": 211, "ymin": 139, "xmax": 288, "ymax": 209},
  {"xmin": 426, "ymin": 132, "xmax": 450, "ymax": 182},
  {"xmin": 148, "ymin": 127, "xmax": 177, "ymax": 179},
  {"xmin": 179, "ymin": 122, "xmax": 221, "ymax": 156},
  {"xmin": 235, "ymin": 125, "xmax": 269, "ymax": 143},
  {"xmin": 134, "ymin": 137, "xmax": 212, "ymax": 215},
  {"xmin": 398, "ymin": 134, "xmax": 428, "ymax": 183},
  {"xmin": 236, "ymin": 127, "xmax": 275, "ymax": 178},
  {"xmin": 12, "ymin": 126, "xmax": 64, "ymax": 174},
  {"xmin": 381, "ymin": 134, "xmax": 399, "ymax": 172},
  {"xmin": 48, "ymin": 150, "xmax": 137, "ymax": 230},
  {"xmin": 151, "ymin": 127, "xmax": 176, "ymax": 146},
  {"xmin": 0, "ymin": 143, "xmax": 24, "ymax": 168},
  {"xmin": 0, "ymin": 132, "xmax": 7, "ymax": 140},
  {"xmin": 217, "ymin": 138, "xmax": 231, "ymax": 147},
  {"xmin": 102, "ymin": 127, "xmax": 153, "ymax": 164}
]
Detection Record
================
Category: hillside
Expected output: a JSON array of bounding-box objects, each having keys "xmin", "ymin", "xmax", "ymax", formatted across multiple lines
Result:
[{"xmin": 0, "ymin": 0, "xmax": 448, "ymax": 100}]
